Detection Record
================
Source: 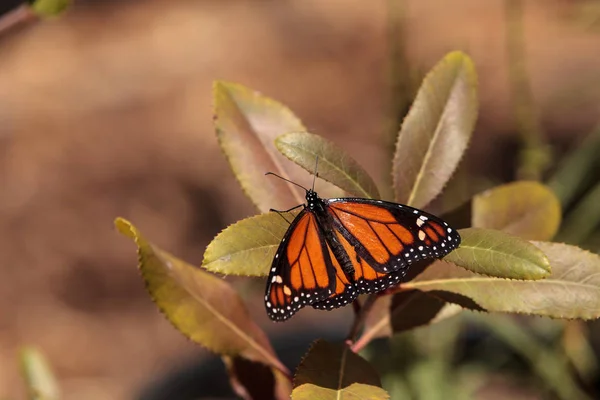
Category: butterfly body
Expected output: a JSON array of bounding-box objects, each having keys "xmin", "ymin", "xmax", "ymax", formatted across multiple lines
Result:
[
  {"xmin": 305, "ymin": 190, "xmax": 357, "ymax": 277},
  {"xmin": 265, "ymin": 189, "xmax": 460, "ymax": 321}
]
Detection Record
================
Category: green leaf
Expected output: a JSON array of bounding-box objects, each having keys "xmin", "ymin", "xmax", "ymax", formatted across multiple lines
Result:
[
  {"xmin": 28, "ymin": 0, "xmax": 70, "ymax": 17},
  {"xmin": 444, "ymin": 228, "xmax": 551, "ymax": 280},
  {"xmin": 275, "ymin": 132, "xmax": 380, "ymax": 199},
  {"xmin": 403, "ymin": 241, "xmax": 600, "ymax": 319},
  {"xmin": 115, "ymin": 218, "xmax": 287, "ymax": 373},
  {"xmin": 202, "ymin": 212, "xmax": 295, "ymax": 276},
  {"xmin": 213, "ymin": 81, "xmax": 308, "ymax": 213},
  {"xmin": 472, "ymin": 181, "xmax": 561, "ymax": 241},
  {"xmin": 19, "ymin": 347, "xmax": 60, "ymax": 400},
  {"xmin": 293, "ymin": 340, "xmax": 389, "ymax": 400},
  {"xmin": 392, "ymin": 51, "xmax": 478, "ymax": 209}
]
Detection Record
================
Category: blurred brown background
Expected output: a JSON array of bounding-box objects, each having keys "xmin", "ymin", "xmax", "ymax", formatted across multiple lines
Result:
[{"xmin": 1, "ymin": 0, "xmax": 599, "ymax": 399}]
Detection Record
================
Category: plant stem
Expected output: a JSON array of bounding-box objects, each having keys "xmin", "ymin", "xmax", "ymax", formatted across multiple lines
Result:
[
  {"xmin": 547, "ymin": 124, "xmax": 600, "ymax": 208},
  {"xmin": 505, "ymin": 0, "xmax": 550, "ymax": 180},
  {"xmin": 382, "ymin": 0, "xmax": 411, "ymax": 199},
  {"xmin": 0, "ymin": 5, "xmax": 36, "ymax": 36},
  {"xmin": 346, "ymin": 294, "xmax": 380, "ymax": 347},
  {"xmin": 555, "ymin": 180, "xmax": 600, "ymax": 244}
]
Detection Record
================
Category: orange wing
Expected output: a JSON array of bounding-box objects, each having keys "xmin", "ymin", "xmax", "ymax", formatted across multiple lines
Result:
[
  {"xmin": 328, "ymin": 200, "xmax": 460, "ymax": 273},
  {"xmin": 312, "ymin": 199, "xmax": 461, "ymax": 309},
  {"xmin": 265, "ymin": 210, "xmax": 336, "ymax": 321}
]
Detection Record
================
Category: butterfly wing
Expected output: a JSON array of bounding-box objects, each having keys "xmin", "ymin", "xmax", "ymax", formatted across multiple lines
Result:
[
  {"xmin": 265, "ymin": 209, "xmax": 336, "ymax": 321},
  {"xmin": 327, "ymin": 198, "xmax": 460, "ymax": 272},
  {"xmin": 312, "ymin": 198, "xmax": 460, "ymax": 309}
]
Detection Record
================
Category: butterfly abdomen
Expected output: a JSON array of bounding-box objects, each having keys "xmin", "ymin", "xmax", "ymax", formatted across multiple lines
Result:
[
  {"xmin": 327, "ymin": 235, "xmax": 356, "ymax": 279},
  {"xmin": 311, "ymin": 197, "xmax": 356, "ymax": 279}
]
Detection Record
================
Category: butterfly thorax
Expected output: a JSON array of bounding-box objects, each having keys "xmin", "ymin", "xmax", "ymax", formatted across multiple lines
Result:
[
  {"xmin": 305, "ymin": 189, "xmax": 321, "ymax": 211},
  {"xmin": 304, "ymin": 189, "xmax": 330, "ymax": 220},
  {"xmin": 305, "ymin": 189, "xmax": 356, "ymax": 279}
]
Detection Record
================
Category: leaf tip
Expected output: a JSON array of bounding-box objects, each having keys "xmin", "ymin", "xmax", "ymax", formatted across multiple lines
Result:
[
  {"xmin": 114, "ymin": 217, "xmax": 136, "ymax": 239},
  {"xmin": 213, "ymin": 80, "xmax": 229, "ymax": 94},
  {"xmin": 212, "ymin": 80, "xmax": 240, "ymax": 114},
  {"xmin": 445, "ymin": 50, "xmax": 475, "ymax": 66},
  {"xmin": 536, "ymin": 247, "xmax": 552, "ymax": 275}
]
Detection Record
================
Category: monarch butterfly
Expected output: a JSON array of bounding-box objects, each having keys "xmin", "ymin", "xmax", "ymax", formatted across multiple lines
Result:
[{"xmin": 264, "ymin": 172, "xmax": 461, "ymax": 322}]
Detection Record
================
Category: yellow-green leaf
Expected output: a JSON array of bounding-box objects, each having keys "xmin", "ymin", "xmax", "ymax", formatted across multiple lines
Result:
[
  {"xmin": 292, "ymin": 340, "xmax": 389, "ymax": 400},
  {"xmin": 392, "ymin": 51, "xmax": 478, "ymax": 209},
  {"xmin": 214, "ymin": 81, "xmax": 307, "ymax": 212},
  {"xmin": 472, "ymin": 181, "xmax": 561, "ymax": 241},
  {"xmin": 28, "ymin": 0, "xmax": 70, "ymax": 17},
  {"xmin": 275, "ymin": 132, "xmax": 380, "ymax": 198},
  {"xmin": 202, "ymin": 212, "xmax": 295, "ymax": 276},
  {"xmin": 444, "ymin": 228, "xmax": 551, "ymax": 280},
  {"xmin": 403, "ymin": 242, "xmax": 600, "ymax": 319},
  {"xmin": 115, "ymin": 218, "xmax": 286, "ymax": 373},
  {"xmin": 19, "ymin": 347, "xmax": 60, "ymax": 400}
]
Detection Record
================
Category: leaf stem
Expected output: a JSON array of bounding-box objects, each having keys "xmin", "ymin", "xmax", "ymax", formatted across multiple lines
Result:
[
  {"xmin": 274, "ymin": 363, "xmax": 293, "ymax": 382},
  {"xmin": 0, "ymin": 5, "xmax": 36, "ymax": 36},
  {"xmin": 346, "ymin": 294, "xmax": 380, "ymax": 347}
]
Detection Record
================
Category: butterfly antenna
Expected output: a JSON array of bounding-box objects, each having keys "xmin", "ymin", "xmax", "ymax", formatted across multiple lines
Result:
[
  {"xmin": 265, "ymin": 172, "xmax": 309, "ymax": 192},
  {"xmin": 312, "ymin": 156, "xmax": 319, "ymax": 191}
]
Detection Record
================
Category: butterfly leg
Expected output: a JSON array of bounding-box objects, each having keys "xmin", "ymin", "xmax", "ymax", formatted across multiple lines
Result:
[{"xmin": 269, "ymin": 204, "xmax": 305, "ymax": 225}]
